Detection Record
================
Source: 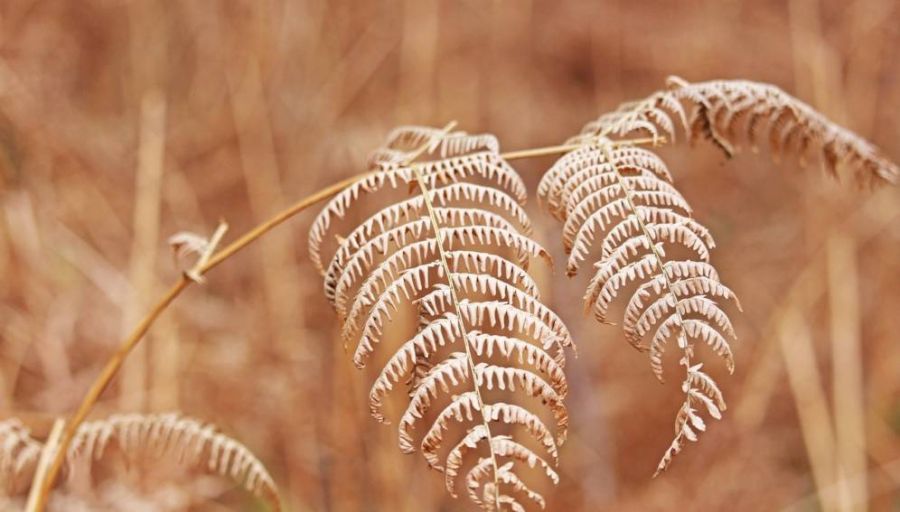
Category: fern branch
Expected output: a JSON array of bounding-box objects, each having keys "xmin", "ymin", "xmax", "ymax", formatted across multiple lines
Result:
[
  {"xmin": 538, "ymin": 139, "xmax": 738, "ymax": 475},
  {"xmin": 12, "ymin": 414, "xmax": 279, "ymax": 511},
  {"xmin": 1, "ymin": 419, "xmax": 43, "ymax": 496},
  {"xmin": 601, "ymin": 145, "xmax": 703, "ymax": 475},
  {"xmin": 34, "ymin": 123, "xmax": 653, "ymax": 510},
  {"xmin": 316, "ymin": 125, "xmax": 576, "ymax": 509}
]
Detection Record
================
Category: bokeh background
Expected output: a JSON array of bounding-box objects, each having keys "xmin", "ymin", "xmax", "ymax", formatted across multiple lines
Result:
[{"xmin": 1, "ymin": 0, "xmax": 898, "ymax": 510}]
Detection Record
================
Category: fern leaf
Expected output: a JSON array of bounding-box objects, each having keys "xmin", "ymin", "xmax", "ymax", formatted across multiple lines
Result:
[
  {"xmin": 1, "ymin": 414, "xmax": 279, "ymax": 510},
  {"xmin": 539, "ymin": 142, "xmax": 739, "ymax": 474},
  {"xmin": 312, "ymin": 126, "xmax": 574, "ymax": 509}
]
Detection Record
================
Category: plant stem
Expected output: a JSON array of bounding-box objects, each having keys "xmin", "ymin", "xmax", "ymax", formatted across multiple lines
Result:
[
  {"xmin": 31, "ymin": 131, "xmax": 658, "ymax": 511},
  {"xmin": 202, "ymin": 173, "xmax": 378, "ymax": 273},
  {"xmin": 31, "ymin": 277, "xmax": 191, "ymax": 511},
  {"xmin": 29, "ymin": 172, "xmax": 371, "ymax": 511},
  {"xmin": 24, "ymin": 419, "xmax": 65, "ymax": 512},
  {"xmin": 501, "ymin": 135, "xmax": 664, "ymax": 161}
]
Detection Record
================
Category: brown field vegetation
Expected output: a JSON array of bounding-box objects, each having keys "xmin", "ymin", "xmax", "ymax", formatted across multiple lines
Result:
[{"xmin": 1, "ymin": 1, "xmax": 898, "ymax": 510}]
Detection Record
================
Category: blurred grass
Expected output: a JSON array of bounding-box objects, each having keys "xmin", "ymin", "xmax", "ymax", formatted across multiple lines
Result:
[{"xmin": 1, "ymin": 0, "xmax": 899, "ymax": 510}]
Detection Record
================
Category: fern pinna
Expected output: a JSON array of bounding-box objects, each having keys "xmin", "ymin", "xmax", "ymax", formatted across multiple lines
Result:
[
  {"xmin": 309, "ymin": 126, "xmax": 574, "ymax": 510},
  {"xmin": 539, "ymin": 140, "xmax": 740, "ymax": 475},
  {"xmin": 0, "ymin": 414, "xmax": 279, "ymax": 509},
  {"xmin": 0, "ymin": 419, "xmax": 41, "ymax": 495}
]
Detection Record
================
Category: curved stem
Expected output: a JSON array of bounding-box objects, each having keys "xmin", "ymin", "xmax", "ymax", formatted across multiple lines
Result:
[
  {"xmin": 30, "ymin": 132, "xmax": 658, "ymax": 511},
  {"xmin": 29, "ymin": 174, "xmax": 368, "ymax": 511}
]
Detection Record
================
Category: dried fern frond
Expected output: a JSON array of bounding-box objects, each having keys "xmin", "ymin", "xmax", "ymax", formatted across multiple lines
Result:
[
  {"xmin": 538, "ymin": 142, "xmax": 740, "ymax": 475},
  {"xmin": 574, "ymin": 76, "xmax": 898, "ymax": 186},
  {"xmin": 1, "ymin": 414, "xmax": 279, "ymax": 510},
  {"xmin": 0, "ymin": 419, "xmax": 42, "ymax": 494},
  {"xmin": 538, "ymin": 76, "xmax": 896, "ymax": 474},
  {"xmin": 312, "ymin": 126, "xmax": 574, "ymax": 510}
]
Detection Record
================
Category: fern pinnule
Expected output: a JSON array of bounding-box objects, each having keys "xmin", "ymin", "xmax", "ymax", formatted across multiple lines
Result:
[
  {"xmin": 576, "ymin": 76, "xmax": 898, "ymax": 186},
  {"xmin": 538, "ymin": 141, "xmax": 740, "ymax": 474},
  {"xmin": 0, "ymin": 419, "xmax": 42, "ymax": 494},
  {"xmin": 447, "ymin": 430, "xmax": 558, "ymax": 510},
  {"xmin": 312, "ymin": 125, "xmax": 574, "ymax": 510}
]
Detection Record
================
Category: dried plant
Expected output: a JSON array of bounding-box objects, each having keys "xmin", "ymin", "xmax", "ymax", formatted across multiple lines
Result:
[
  {"xmin": 538, "ymin": 141, "xmax": 741, "ymax": 475},
  {"xmin": 22, "ymin": 76, "xmax": 896, "ymax": 512},
  {"xmin": 1, "ymin": 420, "xmax": 42, "ymax": 495},
  {"xmin": 1, "ymin": 414, "xmax": 279, "ymax": 511},
  {"xmin": 536, "ymin": 76, "xmax": 896, "ymax": 477},
  {"xmin": 309, "ymin": 127, "xmax": 574, "ymax": 510},
  {"xmin": 573, "ymin": 76, "xmax": 899, "ymax": 186}
]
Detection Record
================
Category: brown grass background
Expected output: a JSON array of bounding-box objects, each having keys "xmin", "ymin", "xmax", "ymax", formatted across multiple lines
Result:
[{"xmin": 1, "ymin": 0, "xmax": 898, "ymax": 510}]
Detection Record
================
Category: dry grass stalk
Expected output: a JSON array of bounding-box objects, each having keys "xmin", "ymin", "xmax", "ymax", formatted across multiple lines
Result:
[
  {"xmin": 23, "ymin": 420, "xmax": 63, "ymax": 512},
  {"xmin": 827, "ymin": 234, "xmax": 868, "ymax": 510},
  {"xmin": 29, "ymin": 175, "xmax": 369, "ymax": 509},
  {"xmin": 778, "ymin": 307, "xmax": 838, "ymax": 512},
  {"xmin": 120, "ymin": 90, "xmax": 167, "ymax": 412}
]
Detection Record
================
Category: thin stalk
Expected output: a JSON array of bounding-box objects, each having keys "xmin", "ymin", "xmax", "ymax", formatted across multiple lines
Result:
[
  {"xmin": 30, "ymin": 170, "xmax": 382, "ymax": 512},
  {"xmin": 501, "ymin": 135, "xmax": 664, "ymax": 161},
  {"xmin": 24, "ymin": 419, "xmax": 65, "ymax": 512},
  {"xmin": 31, "ymin": 131, "xmax": 658, "ymax": 511},
  {"xmin": 30, "ymin": 276, "xmax": 192, "ymax": 511},
  {"xmin": 186, "ymin": 220, "xmax": 229, "ymax": 283},
  {"xmin": 202, "ymin": 173, "xmax": 380, "ymax": 273}
]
